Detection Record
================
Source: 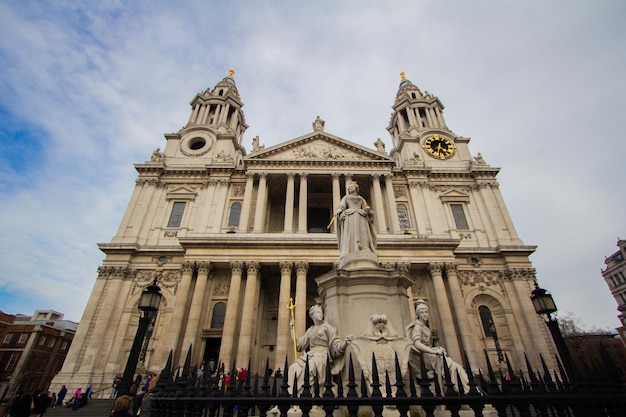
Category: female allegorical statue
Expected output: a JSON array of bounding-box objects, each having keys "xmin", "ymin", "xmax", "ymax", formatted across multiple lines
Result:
[
  {"xmin": 335, "ymin": 182, "xmax": 377, "ymax": 268},
  {"xmin": 406, "ymin": 300, "xmax": 469, "ymax": 393},
  {"xmin": 288, "ymin": 305, "xmax": 351, "ymax": 394}
]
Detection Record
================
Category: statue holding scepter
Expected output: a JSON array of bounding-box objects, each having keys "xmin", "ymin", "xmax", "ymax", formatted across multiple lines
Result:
[{"xmin": 334, "ymin": 182, "xmax": 377, "ymax": 269}]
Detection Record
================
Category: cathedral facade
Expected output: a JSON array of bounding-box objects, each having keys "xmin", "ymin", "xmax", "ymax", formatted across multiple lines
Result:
[{"xmin": 51, "ymin": 73, "xmax": 556, "ymax": 392}]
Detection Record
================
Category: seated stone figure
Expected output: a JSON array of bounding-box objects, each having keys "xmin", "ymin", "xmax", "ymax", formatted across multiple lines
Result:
[
  {"xmin": 406, "ymin": 300, "xmax": 469, "ymax": 393},
  {"xmin": 288, "ymin": 305, "xmax": 351, "ymax": 394}
]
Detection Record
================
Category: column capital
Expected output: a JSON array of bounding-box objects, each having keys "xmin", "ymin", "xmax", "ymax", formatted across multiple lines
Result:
[
  {"xmin": 296, "ymin": 261, "xmax": 309, "ymax": 274},
  {"xmin": 287, "ymin": 172, "xmax": 296, "ymax": 180},
  {"xmin": 198, "ymin": 261, "xmax": 212, "ymax": 274},
  {"xmin": 398, "ymin": 262, "xmax": 411, "ymax": 272},
  {"xmin": 408, "ymin": 180, "xmax": 427, "ymax": 189},
  {"xmin": 331, "ymin": 172, "xmax": 341, "ymax": 179},
  {"xmin": 246, "ymin": 261, "xmax": 260, "ymax": 274},
  {"xmin": 230, "ymin": 261, "xmax": 244, "ymax": 274},
  {"xmin": 258, "ymin": 172, "xmax": 268, "ymax": 180},
  {"xmin": 279, "ymin": 262, "xmax": 293, "ymax": 274},
  {"xmin": 181, "ymin": 261, "xmax": 195, "ymax": 273},
  {"xmin": 371, "ymin": 173, "xmax": 382, "ymax": 180},
  {"xmin": 428, "ymin": 262, "xmax": 444, "ymax": 275},
  {"xmin": 299, "ymin": 172, "xmax": 308, "ymax": 179},
  {"xmin": 444, "ymin": 262, "xmax": 459, "ymax": 274},
  {"xmin": 246, "ymin": 172, "xmax": 256, "ymax": 180}
]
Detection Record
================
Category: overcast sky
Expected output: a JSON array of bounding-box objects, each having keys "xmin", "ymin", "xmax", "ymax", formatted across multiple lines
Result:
[{"xmin": 0, "ymin": 1, "xmax": 624, "ymax": 331}]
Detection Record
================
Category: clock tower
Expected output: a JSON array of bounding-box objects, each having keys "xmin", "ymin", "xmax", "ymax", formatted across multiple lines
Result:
[{"xmin": 388, "ymin": 73, "xmax": 471, "ymax": 169}]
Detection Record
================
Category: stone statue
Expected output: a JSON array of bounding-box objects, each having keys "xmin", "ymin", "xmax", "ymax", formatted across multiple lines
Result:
[
  {"xmin": 350, "ymin": 314, "xmax": 412, "ymax": 396},
  {"xmin": 150, "ymin": 148, "xmax": 163, "ymax": 162},
  {"xmin": 335, "ymin": 182, "xmax": 377, "ymax": 269},
  {"xmin": 473, "ymin": 153, "xmax": 486, "ymax": 165},
  {"xmin": 313, "ymin": 116, "xmax": 325, "ymax": 132},
  {"xmin": 374, "ymin": 138, "xmax": 386, "ymax": 153},
  {"xmin": 406, "ymin": 300, "xmax": 469, "ymax": 393},
  {"xmin": 252, "ymin": 136, "xmax": 264, "ymax": 151},
  {"xmin": 287, "ymin": 305, "xmax": 351, "ymax": 394}
]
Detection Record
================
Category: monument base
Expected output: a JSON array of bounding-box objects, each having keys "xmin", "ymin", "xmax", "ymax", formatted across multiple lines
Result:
[{"xmin": 315, "ymin": 267, "xmax": 415, "ymax": 346}]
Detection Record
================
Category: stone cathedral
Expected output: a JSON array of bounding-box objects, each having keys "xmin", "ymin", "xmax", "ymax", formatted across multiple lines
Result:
[{"xmin": 51, "ymin": 72, "xmax": 557, "ymax": 392}]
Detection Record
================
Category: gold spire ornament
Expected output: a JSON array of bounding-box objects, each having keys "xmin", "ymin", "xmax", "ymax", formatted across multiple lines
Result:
[
  {"xmin": 229, "ymin": 68, "xmax": 235, "ymax": 77},
  {"xmin": 400, "ymin": 71, "xmax": 406, "ymax": 80}
]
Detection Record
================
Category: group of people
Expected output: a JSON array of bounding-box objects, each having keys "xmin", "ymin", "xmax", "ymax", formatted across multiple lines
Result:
[{"xmin": 3, "ymin": 390, "xmax": 51, "ymax": 417}]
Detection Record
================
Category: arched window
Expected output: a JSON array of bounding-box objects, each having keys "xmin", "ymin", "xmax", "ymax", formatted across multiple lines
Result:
[
  {"xmin": 479, "ymin": 305, "xmax": 496, "ymax": 338},
  {"xmin": 210, "ymin": 302, "xmax": 226, "ymax": 328},
  {"xmin": 397, "ymin": 204, "xmax": 411, "ymax": 229},
  {"xmin": 227, "ymin": 202, "xmax": 242, "ymax": 227}
]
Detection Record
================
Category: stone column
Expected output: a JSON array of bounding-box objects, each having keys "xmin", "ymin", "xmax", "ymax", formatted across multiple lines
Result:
[
  {"xmin": 239, "ymin": 173, "xmax": 255, "ymax": 232},
  {"xmin": 295, "ymin": 261, "xmax": 308, "ymax": 338},
  {"xmin": 211, "ymin": 180, "xmax": 229, "ymax": 232},
  {"xmin": 298, "ymin": 173, "xmax": 308, "ymax": 233},
  {"xmin": 164, "ymin": 261, "xmax": 195, "ymax": 364},
  {"xmin": 283, "ymin": 173, "xmax": 295, "ymax": 233},
  {"xmin": 428, "ymin": 263, "xmax": 461, "ymax": 360},
  {"xmin": 425, "ymin": 108, "xmax": 435, "ymax": 128},
  {"xmin": 415, "ymin": 108, "xmax": 423, "ymax": 129},
  {"xmin": 445, "ymin": 263, "xmax": 477, "ymax": 369},
  {"xmin": 331, "ymin": 173, "xmax": 341, "ymax": 233},
  {"xmin": 253, "ymin": 173, "xmax": 268, "ymax": 233},
  {"xmin": 220, "ymin": 261, "xmax": 244, "ymax": 371},
  {"xmin": 198, "ymin": 180, "xmax": 218, "ymax": 231},
  {"xmin": 434, "ymin": 107, "xmax": 446, "ymax": 128},
  {"xmin": 384, "ymin": 174, "xmax": 401, "ymax": 234},
  {"xmin": 179, "ymin": 262, "xmax": 212, "ymax": 366},
  {"xmin": 236, "ymin": 261, "xmax": 260, "ymax": 369},
  {"xmin": 408, "ymin": 181, "xmax": 428, "ymax": 234},
  {"xmin": 371, "ymin": 174, "xmax": 387, "ymax": 234},
  {"xmin": 275, "ymin": 262, "xmax": 293, "ymax": 365},
  {"xmin": 422, "ymin": 182, "xmax": 443, "ymax": 235},
  {"xmin": 344, "ymin": 174, "xmax": 353, "ymax": 190}
]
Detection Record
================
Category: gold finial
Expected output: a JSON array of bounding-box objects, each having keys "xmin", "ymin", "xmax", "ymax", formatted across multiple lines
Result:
[
  {"xmin": 400, "ymin": 71, "xmax": 406, "ymax": 80},
  {"xmin": 229, "ymin": 68, "xmax": 235, "ymax": 77}
]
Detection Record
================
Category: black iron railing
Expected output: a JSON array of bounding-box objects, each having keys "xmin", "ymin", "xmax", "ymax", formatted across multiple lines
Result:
[{"xmin": 149, "ymin": 346, "xmax": 625, "ymax": 417}]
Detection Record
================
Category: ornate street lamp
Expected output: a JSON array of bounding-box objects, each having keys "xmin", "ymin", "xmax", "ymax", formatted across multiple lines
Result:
[
  {"xmin": 530, "ymin": 281, "xmax": 576, "ymax": 382},
  {"xmin": 117, "ymin": 279, "xmax": 162, "ymax": 397}
]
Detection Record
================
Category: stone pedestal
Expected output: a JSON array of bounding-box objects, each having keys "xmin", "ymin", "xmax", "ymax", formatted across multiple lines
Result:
[{"xmin": 315, "ymin": 268, "xmax": 414, "ymax": 341}]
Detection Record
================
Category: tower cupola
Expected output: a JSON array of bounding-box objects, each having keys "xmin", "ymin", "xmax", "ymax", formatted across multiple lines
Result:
[
  {"xmin": 184, "ymin": 68, "xmax": 248, "ymax": 145},
  {"xmin": 387, "ymin": 72, "xmax": 448, "ymax": 149}
]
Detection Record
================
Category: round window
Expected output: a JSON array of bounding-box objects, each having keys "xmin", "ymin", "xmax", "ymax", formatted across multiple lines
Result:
[
  {"xmin": 180, "ymin": 133, "xmax": 214, "ymax": 156},
  {"xmin": 189, "ymin": 137, "xmax": 206, "ymax": 150}
]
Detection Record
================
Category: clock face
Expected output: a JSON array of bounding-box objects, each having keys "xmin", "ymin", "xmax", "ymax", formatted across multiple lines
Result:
[{"xmin": 422, "ymin": 135, "xmax": 456, "ymax": 160}]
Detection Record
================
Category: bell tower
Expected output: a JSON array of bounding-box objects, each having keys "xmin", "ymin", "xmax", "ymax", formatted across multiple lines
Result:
[
  {"xmin": 185, "ymin": 68, "xmax": 248, "ymax": 145},
  {"xmin": 387, "ymin": 72, "xmax": 460, "ymax": 167},
  {"xmin": 161, "ymin": 69, "xmax": 249, "ymax": 166}
]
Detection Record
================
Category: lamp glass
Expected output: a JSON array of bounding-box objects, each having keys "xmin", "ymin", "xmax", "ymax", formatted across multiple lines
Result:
[
  {"xmin": 531, "ymin": 287, "xmax": 557, "ymax": 315},
  {"xmin": 139, "ymin": 284, "xmax": 162, "ymax": 311}
]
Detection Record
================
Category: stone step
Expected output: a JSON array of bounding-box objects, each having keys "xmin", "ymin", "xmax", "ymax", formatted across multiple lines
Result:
[{"xmin": 46, "ymin": 398, "xmax": 115, "ymax": 417}]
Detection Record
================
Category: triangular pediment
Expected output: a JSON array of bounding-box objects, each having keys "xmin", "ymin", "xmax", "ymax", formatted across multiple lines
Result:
[
  {"xmin": 439, "ymin": 189, "xmax": 470, "ymax": 202},
  {"xmin": 245, "ymin": 132, "xmax": 393, "ymax": 162},
  {"xmin": 166, "ymin": 186, "xmax": 198, "ymax": 200}
]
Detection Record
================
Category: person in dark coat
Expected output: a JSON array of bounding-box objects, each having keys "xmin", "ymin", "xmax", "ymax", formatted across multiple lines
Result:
[
  {"xmin": 32, "ymin": 390, "xmax": 50, "ymax": 416},
  {"xmin": 11, "ymin": 391, "xmax": 33, "ymax": 417},
  {"xmin": 56, "ymin": 385, "xmax": 67, "ymax": 406},
  {"xmin": 110, "ymin": 395, "xmax": 133, "ymax": 417}
]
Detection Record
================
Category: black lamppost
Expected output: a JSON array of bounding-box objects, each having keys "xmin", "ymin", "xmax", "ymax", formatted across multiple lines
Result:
[
  {"xmin": 117, "ymin": 279, "xmax": 162, "ymax": 397},
  {"xmin": 489, "ymin": 320, "xmax": 504, "ymax": 365},
  {"xmin": 530, "ymin": 282, "xmax": 577, "ymax": 382}
]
